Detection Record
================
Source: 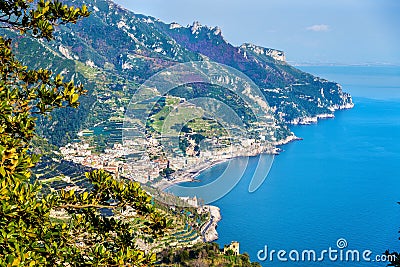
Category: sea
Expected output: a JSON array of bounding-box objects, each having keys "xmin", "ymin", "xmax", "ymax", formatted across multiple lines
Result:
[{"xmin": 169, "ymin": 65, "xmax": 400, "ymax": 266}]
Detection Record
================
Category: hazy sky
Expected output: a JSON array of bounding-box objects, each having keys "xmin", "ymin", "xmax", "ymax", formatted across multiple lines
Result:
[{"xmin": 113, "ymin": 0, "xmax": 400, "ymax": 65}]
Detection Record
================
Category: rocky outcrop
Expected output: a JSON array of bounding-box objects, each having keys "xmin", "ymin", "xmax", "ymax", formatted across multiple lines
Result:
[
  {"xmin": 201, "ymin": 206, "xmax": 221, "ymax": 242},
  {"xmin": 4, "ymin": 0, "xmax": 353, "ymax": 146},
  {"xmin": 240, "ymin": 43, "xmax": 286, "ymax": 62}
]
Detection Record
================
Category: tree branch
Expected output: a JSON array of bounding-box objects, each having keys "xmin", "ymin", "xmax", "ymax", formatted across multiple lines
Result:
[{"xmin": 58, "ymin": 203, "xmax": 114, "ymax": 209}]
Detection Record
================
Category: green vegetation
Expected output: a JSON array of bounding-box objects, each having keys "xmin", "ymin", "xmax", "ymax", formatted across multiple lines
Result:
[
  {"xmin": 157, "ymin": 243, "xmax": 262, "ymax": 267},
  {"xmin": 0, "ymin": 0, "xmax": 353, "ymax": 147},
  {"xmin": 385, "ymin": 203, "xmax": 400, "ymax": 266},
  {"xmin": 146, "ymin": 94, "xmax": 232, "ymax": 156},
  {"xmin": 386, "ymin": 251, "xmax": 400, "ymax": 266},
  {"xmin": 0, "ymin": 1, "xmax": 353, "ymax": 265},
  {"xmin": 0, "ymin": 1, "xmax": 170, "ymax": 266}
]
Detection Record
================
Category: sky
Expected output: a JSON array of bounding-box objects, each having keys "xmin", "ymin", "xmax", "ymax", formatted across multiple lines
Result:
[{"xmin": 113, "ymin": 0, "xmax": 400, "ymax": 65}]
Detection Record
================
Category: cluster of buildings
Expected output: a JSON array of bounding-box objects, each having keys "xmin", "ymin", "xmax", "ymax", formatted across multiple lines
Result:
[
  {"xmin": 59, "ymin": 141, "xmax": 169, "ymax": 183},
  {"xmin": 60, "ymin": 143, "xmax": 123, "ymax": 179},
  {"xmin": 60, "ymin": 130, "xmax": 276, "ymax": 185}
]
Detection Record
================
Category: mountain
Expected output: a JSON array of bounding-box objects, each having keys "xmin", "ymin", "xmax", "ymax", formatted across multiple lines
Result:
[{"xmin": 1, "ymin": 0, "xmax": 353, "ymax": 146}]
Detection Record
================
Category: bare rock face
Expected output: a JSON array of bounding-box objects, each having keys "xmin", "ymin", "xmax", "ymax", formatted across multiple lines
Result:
[
  {"xmin": 3, "ymin": 0, "xmax": 353, "ymax": 146},
  {"xmin": 240, "ymin": 43, "xmax": 286, "ymax": 62}
]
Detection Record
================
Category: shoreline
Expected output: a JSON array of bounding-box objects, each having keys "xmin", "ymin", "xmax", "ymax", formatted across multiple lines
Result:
[
  {"xmin": 155, "ymin": 133, "xmax": 302, "ymax": 191},
  {"xmin": 152, "ymin": 104, "xmax": 354, "ymax": 244},
  {"xmin": 154, "ymin": 158, "xmax": 230, "ymax": 191},
  {"xmin": 152, "ymin": 134, "xmax": 301, "ymax": 244},
  {"xmin": 200, "ymin": 205, "xmax": 221, "ymax": 242}
]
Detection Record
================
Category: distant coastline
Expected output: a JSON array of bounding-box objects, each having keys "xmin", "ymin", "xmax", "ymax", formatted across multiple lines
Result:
[{"xmin": 290, "ymin": 62, "xmax": 400, "ymax": 67}]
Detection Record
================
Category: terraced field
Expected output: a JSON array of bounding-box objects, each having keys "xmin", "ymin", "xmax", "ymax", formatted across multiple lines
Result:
[{"xmin": 33, "ymin": 156, "xmax": 208, "ymax": 250}]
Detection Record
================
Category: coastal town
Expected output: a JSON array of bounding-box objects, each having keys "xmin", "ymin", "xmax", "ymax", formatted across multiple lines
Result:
[
  {"xmin": 4, "ymin": 0, "xmax": 381, "ymax": 265},
  {"xmin": 56, "ymin": 114, "xmax": 303, "ymax": 247},
  {"xmin": 60, "ymin": 127, "xmax": 283, "ymax": 185}
]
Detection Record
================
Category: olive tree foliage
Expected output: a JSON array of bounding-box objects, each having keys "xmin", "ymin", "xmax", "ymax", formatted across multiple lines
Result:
[
  {"xmin": 0, "ymin": 0, "xmax": 89, "ymax": 40},
  {"xmin": 385, "ymin": 203, "xmax": 400, "ymax": 266},
  {"xmin": 386, "ymin": 251, "xmax": 400, "ymax": 267},
  {"xmin": 0, "ymin": 1, "xmax": 171, "ymax": 266}
]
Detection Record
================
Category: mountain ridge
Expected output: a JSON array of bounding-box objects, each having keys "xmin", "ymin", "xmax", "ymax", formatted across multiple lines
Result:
[{"xmin": 1, "ymin": 0, "xmax": 353, "ymax": 146}]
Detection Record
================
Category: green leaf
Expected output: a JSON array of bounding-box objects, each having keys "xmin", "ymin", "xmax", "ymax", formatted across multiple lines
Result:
[
  {"xmin": 70, "ymin": 93, "xmax": 79, "ymax": 104},
  {"xmin": 0, "ymin": 166, "xmax": 5, "ymax": 176},
  {"xmin": 82, "ymin": 191, "xmax": 88, "ymax": 201}
]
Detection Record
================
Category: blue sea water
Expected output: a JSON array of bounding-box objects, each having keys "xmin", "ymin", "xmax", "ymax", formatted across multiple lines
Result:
[{"xmin": 171, "ymin": 66, "xmax": 400, "ymax": 266}]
